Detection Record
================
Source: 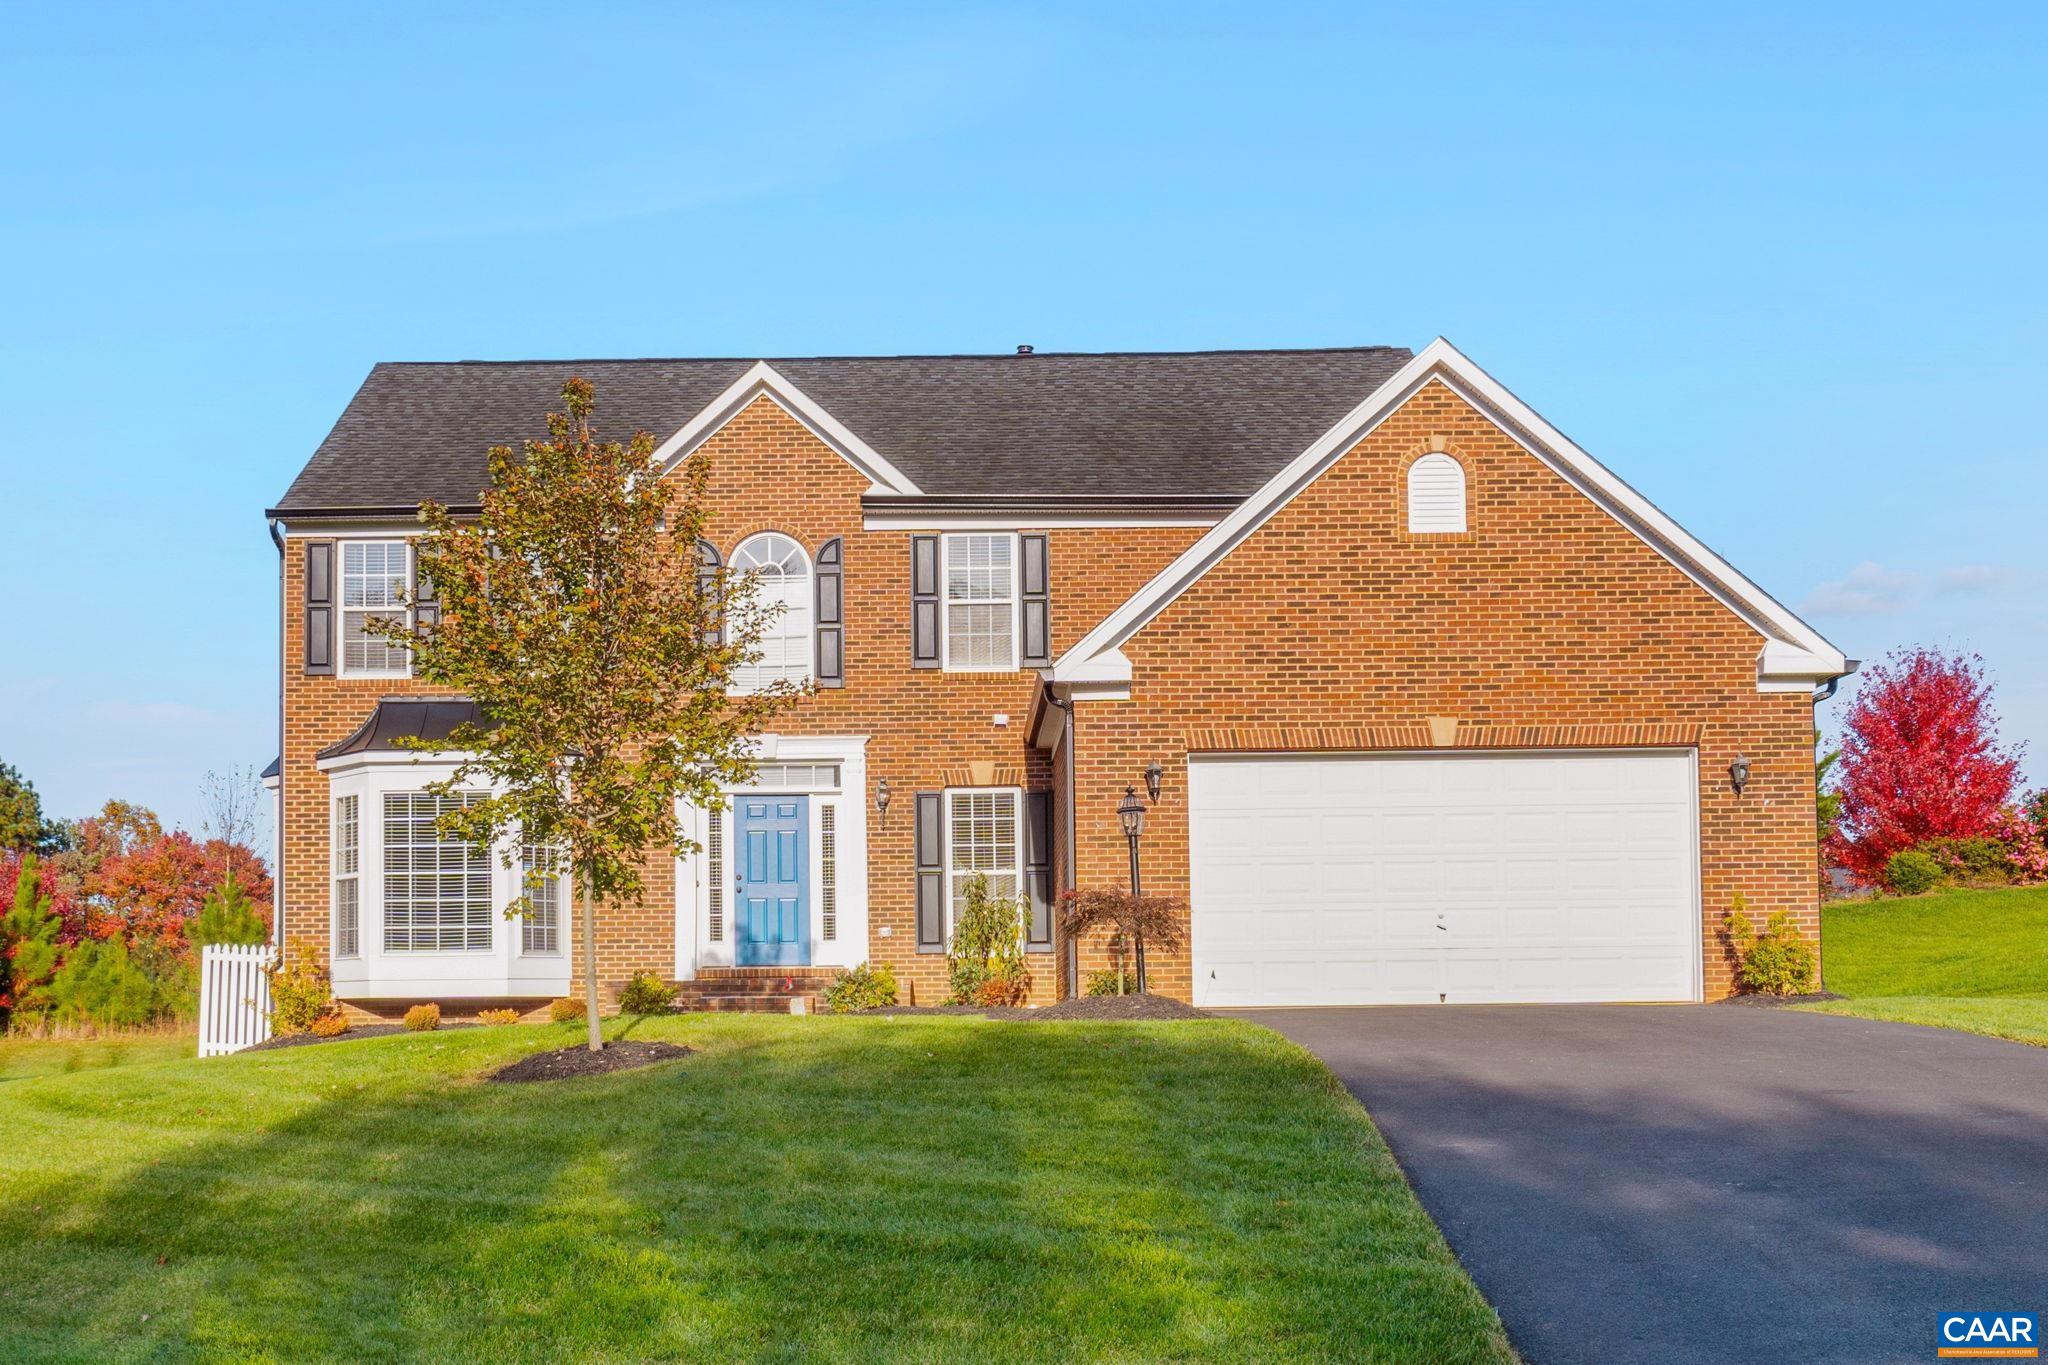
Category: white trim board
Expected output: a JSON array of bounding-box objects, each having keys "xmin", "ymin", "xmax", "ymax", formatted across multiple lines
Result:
[
  {"xmin": 1049, "ymin": 338, "xmax": 1851, "ymax": 694},
  {"xmin": 649, "ymin": 361, "xmax": 922, "ymax": 496}
]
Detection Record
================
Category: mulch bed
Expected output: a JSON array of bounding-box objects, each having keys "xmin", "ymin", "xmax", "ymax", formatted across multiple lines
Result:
[
  {"xmin": 861, "ymin": 992, "xmax": 1211, "ymax": 1022},
  {"xmin": 244, "ymin": 1023, "xmax": 478, "ymax": 1052},
  {"xmin": 1716, "ymin": 990, "xmax": 1845, "ymax": 1007},
  {"xmin": 486, "ymin": 1040, "xmax": 694, "ymax": 1084}
]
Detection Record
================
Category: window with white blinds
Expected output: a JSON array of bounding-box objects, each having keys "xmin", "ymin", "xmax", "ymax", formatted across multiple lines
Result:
[
  {"xmin": 381, "ymin": 792, "xmax": 490, "ymax": 951},
  {"xmin": 520, "ymin": 841, "xmax": 565, "ymax": 955},
  {"xmin": 820, "ymin": 804, "xmax": 837, "ymax": 940},
  {"xmin": 332, "ymin": 795, "xmax": 359, "ymax": 957},
  {"xmin": 730, "ymin": 533, "xmax": 812, "ymax": 690},
  {"xmin": 946, "ymin": 789, "xmax": 1020, "ymax": 923},
  {"xmin": 706, "ymin": 805, "xmax": 725, "ymax": 942},
  {"xmin": 1407, "ymin": 453, "xmax": 1467, "ymax": 533},
  {"xmin": 341, "ymin": 540, "xmax": 411, "ymax": 675},
  {"xmin": 942, "ymin": 534, "xmax": 1017, "ymax": 669}
]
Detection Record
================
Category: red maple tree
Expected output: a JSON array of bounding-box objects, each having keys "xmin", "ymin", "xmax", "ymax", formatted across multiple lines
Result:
[{"xmin": 1826, "ymin": 648, "xmax": 2025, "ymax": 883}]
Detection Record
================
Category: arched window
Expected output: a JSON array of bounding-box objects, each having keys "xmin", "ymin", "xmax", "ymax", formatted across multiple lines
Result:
[
  {"xmin": 729, "ymin": 533, "xmax": 813, "ymax": 690},
  {"xmin": 1407, "ymin": 453, "xmax": 1467, "ymax": 533}
]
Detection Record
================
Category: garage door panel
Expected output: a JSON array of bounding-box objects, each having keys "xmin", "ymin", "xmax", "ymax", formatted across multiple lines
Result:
[{"xmin": 1190, "ymin": 751, "xmax": 1698, "ymax": 1007}]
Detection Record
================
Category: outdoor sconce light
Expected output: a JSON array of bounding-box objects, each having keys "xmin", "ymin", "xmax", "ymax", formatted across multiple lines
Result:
[
  {"xmin": 1144, "ymin": 761, "xmax": 1164, "ymax": 804},
  {"xmin": 875, "ymin": 776, "xmax": 891, "ymax": 818},
  {"xmin": 1728, "ymin": 755, "xmax": 1751, "ymax": 794}
]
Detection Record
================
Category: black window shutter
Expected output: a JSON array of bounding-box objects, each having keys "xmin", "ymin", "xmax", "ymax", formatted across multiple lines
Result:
[
  {"xmin": 696, "ymin": 539, "xmax": 723, "ymax": 646},
  {"xmin": 815, "ymin": 537, "xmax": 844, "ymax": 687},
  {"xmin": 910, "ymin": 535, "xmax": 940, "ymax": 668},
  {"xmin": 1020, "ymin": 533, "xmax": 1051, "ymax": 668},
  {"xmin": 410, "ymin": 549, "xmax": 439, "ymax": 635},
  {"xmin": 1024, "ymin": 790, "xmax": 1053, "ymax": 952},
  {"xmin": 915, "ymin": 790, "xmax": 946, "ymax": 951},
  {"xmin": 304, "ymin": 540, "xmax": 335, "ymax": 675}
]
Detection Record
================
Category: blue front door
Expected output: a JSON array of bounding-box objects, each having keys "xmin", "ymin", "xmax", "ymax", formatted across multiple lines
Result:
[{"xmin": 737, "ymin": 796, "xmax": 809, "ymax": 966}]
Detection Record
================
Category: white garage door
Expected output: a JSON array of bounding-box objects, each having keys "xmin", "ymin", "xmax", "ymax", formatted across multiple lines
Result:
[{"xmin": 1189, "ymin": 750, "xmax": 1699, "ymax": 1007}]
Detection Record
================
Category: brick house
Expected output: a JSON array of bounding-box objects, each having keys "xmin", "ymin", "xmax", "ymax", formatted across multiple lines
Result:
[{"xmin": 264, "ymin": 339, "xmax": 1852, "ymax": 1013}]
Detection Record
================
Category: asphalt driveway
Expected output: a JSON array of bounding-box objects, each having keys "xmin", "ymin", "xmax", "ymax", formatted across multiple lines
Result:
[{"xmin": 1238, "ymin": 1004, "xmax": 2048, "ymax": 1365}]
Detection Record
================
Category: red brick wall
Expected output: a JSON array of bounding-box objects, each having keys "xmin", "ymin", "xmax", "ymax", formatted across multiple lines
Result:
[
  {"xmin": 277, "ymin": 395, "xmax": 1198, "ymax": 1006},
  {"xmin": 1067, "ymin": 379, "xmax": 1818, "ymax": 1001}
]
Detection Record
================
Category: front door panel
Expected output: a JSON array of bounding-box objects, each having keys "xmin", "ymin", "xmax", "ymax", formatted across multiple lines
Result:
[{"xmin": 737, "ymin": 796, "xmax": 808, "ymax": 966}]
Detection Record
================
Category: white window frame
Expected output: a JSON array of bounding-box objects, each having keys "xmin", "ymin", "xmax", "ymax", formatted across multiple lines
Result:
[
  {"xmin": 332, "ymin": 794, "xmax": 359, "ymax": 958},
  {"xmin": 729, "ymin": 532, "xmax": 814, "ymax": 691},
  {"xmin": 519, "ymin": 840, "xmax": 567, "ymax": 956},
  {"xmin": 338, "ymin": 538, "xmax": 414, "ymax": 678},
  {"xmin": 942, "ymin": 786, "xmax": 1024, "ymax": 936},
  {"xmin": 939, "ymin": 532, "xmax": 1021, "ymax": 672}
]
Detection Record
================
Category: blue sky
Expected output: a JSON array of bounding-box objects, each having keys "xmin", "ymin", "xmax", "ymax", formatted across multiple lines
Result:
[{"xmin": 2, "ymin": 2, "xmax": 2044, "ymax": 837}]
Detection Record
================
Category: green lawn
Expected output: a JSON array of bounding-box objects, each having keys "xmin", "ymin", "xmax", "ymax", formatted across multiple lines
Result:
[
  {"xmin": 1798, "ymin": 884, "xmax": 2048, "ymax": 1046},
  {"xmin": 0, "ymin": 1015, "xmax": 1512, "ymax": 1363},
  {"xmin": 0, "ymin": 1031, "xmax": 194, "ymax": 1082}
]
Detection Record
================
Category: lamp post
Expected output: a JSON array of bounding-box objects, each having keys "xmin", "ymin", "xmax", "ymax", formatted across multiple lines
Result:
[{"xmin": 1117, "ymin": 783, "xmax": 1149, "ymax": 991}]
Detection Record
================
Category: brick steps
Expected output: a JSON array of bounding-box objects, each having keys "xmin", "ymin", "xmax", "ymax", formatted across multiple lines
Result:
[{"xmin": 670, "ymin": 968, "xmax": 836, "ymax": 1014}]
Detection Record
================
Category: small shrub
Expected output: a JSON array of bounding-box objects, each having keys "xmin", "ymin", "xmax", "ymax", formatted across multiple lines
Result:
[
  {"xmin": 267, "ymin": 944, "xmax": 333, "ymax": 1036},
  {"xmin": 1723, "ymin": 897, "xmax": 1818, "ymax": 996},
  {"xmin": 972, "ymin": 963, "xmax": 1029, "ymax": 1007},
  {"xmin": 948, "ymin": 874, "xmax": 1028, "ymax": 1005},
  {"xmin": 548, "ymin": 996, "xmax": 586, "ymax": 1024},
  {"xmin": 619, "ymin": 971, "xmax": 678, "ymax": 1015},
  {"xmin": 309, "ymin": 1009, "xmax": 349, "ymax": 1038},
  {"xmin": 1912, "ymin": 836, "xmax": 2013, "ymax": 886},
  {"xmin": 403, "ymin": 1003, "xmax": 441, "ymax": 1032},
  {"xmin": 1084, "ymin": 967, "xmax": 1131, "ymax": 997},
  {"xmin": 476, "ymin": 1007, "xmax": 520, "ymax": 1026},
  {"xmin": 821, "ymin": 961, "xmax": 898, "ymax": 1013},
  {"xmin": 1883, "ymin": 848, "xmax": 1946, "ymax": 895}
]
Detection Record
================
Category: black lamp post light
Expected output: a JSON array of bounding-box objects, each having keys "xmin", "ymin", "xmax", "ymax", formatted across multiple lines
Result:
[{"xmin": 1117, "ymin": 777, "xmax": 1155, "ymax": 991}]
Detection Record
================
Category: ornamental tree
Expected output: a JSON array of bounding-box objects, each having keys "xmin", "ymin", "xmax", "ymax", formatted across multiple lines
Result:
[
  {"xmin": 373, "ymin": 378, "xmax": 793, "ymax": 1052},
  {"xmin": 1827, "ymin": 648, "xmax": 2024, "ymax": 884}
]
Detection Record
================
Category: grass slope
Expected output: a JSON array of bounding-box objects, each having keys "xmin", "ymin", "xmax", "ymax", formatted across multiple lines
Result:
[
  {"xmin": 0, "ymin": 1015, "xmax": 1512, "ymax": 1363},
  {"xmin": 1800, "ymin": 885, "xmax": 2048, "ymax": 1046},
  {"xmin": 0, "ymin": 1032, "xmax": 194, "ymax": 1082}
]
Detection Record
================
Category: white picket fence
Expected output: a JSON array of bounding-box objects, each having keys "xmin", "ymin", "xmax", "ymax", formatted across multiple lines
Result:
[{"xmin": 198, "ymin": 944, "xmax": 275, "ymax": 1057}]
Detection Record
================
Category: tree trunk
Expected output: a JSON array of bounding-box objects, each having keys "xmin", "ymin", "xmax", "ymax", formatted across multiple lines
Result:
[{"xmin": 581, "ymin": 869, "xmax": 602, "ymax": 1053}]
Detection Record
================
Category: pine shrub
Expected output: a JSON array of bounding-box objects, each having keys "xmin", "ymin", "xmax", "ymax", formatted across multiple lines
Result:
[
  {"xmin": 619, "ymin": 972, "xmax": 678, "ymax": 1015},
  {"xmin": 1723, "ymin": 897, "xmax": 1818, "ymax": 996},
  {"xmin": 548, "ymin": 996, "xmax": 586, "ymax": 1024},
  {"xmin": 403, "ymin": 1003, "xmax": 441, "ymax": 1032},
  {"xmin": 266, "ymin": 944, "xmax": 334, "ymax": 1036}
]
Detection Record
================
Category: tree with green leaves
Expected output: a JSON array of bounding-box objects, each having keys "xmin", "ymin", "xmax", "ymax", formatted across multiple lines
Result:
[
  {"xmin": 189, "ymin": 871, "xmax": 268, "ymax": 946},
  {"xmin": 1, "ymin": 852, "xmax": 64, "ymax": 1031},
  {"xmin": 0, "ymin": 760, "xmax": 48, "ymax": 854},
  {"xmin": 373, "ymin": 378, "xmax": 794, "ymax": 1052}
]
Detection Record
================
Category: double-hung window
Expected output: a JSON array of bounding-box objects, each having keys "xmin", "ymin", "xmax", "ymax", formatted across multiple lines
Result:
[
  {"xmin": 519, "ymin": 841, "xmax": 566, "ymax": 955},
  {"xmin": 945, "ymin": 788, "xmax": 1021, "ymax": 925},
  {"xmin": 341, "ymin": 540, "xmax": 411, "ymax": 676},
  {"xmin": 382, "ymin": 791, "xmax": 491, "ymax": 951},
  {"xmin": 941, "ymin": 533, "xmax": 1018, "ymax": 670},
  {"xmin": 332, "ymin": 795, "xmax": 359, "ymax": 957}
]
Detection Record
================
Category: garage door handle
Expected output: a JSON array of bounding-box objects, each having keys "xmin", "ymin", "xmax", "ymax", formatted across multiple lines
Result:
[{"xmin": 1435, "ymin": 923, "xmax": 1447, "ymax": 931}]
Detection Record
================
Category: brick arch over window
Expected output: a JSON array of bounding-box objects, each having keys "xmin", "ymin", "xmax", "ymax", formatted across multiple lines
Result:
[{"xmin": 1404, "ymin": 443, "xmax": 1469, "ymax": 534}]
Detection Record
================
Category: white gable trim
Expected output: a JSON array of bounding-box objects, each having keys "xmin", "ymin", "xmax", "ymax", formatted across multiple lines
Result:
[
  {"xmin": 650, "ymin": 361, "xmax": 922, "ymax": 496},
  {"xmin": 1050, "ymin": 338, "xmax": 1850, "ymax": 693}
]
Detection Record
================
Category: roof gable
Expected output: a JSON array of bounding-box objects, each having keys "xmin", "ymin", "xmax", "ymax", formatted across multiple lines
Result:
[{"xmin": 1049, "ymin": 339, "xmax": 1850, "ymax": 694}]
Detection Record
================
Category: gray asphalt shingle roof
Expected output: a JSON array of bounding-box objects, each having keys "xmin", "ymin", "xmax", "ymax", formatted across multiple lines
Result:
[{"xmin": 270, "ymin": 346, "xmax": 1413, "ymax": 514}]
